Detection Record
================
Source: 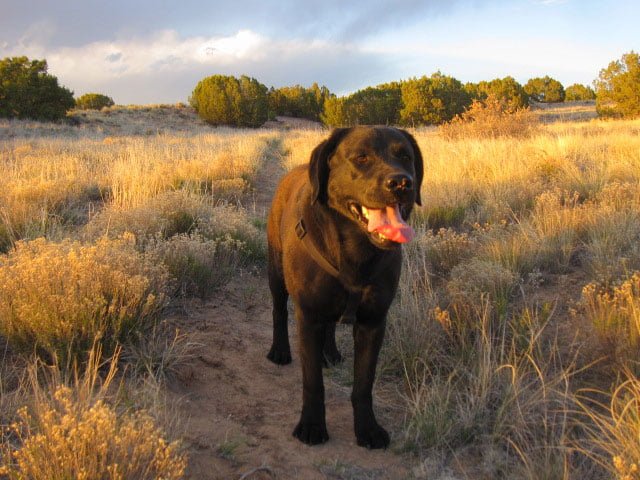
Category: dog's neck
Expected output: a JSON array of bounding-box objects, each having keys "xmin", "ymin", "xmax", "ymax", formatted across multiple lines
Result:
[{"xmin": 301, "ymin": 201, "xmax": 393, "ymax": 289}]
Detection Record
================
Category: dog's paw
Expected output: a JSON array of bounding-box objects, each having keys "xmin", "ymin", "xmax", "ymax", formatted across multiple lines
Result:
[
  {"xmin": 292, "ymin": 420, "xmax": 329, "ymax": 445},
  {"xmin": 355, "ymin": 421, "xmax": 390, "ymax": 449},
  {"xmin": 322, "ymin": 349, "xmax": 343, "ymax": 367},
  {"xmin": 267, "ymin": 345, "xmax": 292, "ymax": 365}
]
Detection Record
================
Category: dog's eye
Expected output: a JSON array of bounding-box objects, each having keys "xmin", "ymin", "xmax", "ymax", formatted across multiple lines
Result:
[
  {"xmin": 354, "ymin": 154, "xmax": 368, "ymax": 165},
  {"xmin": 397, "ymin": 151, "xmax": 411, "ymax": 162}
]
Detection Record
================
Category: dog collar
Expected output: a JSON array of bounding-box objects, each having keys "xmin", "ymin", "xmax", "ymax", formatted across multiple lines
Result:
[
  {"xmin": 295, "ymin": 217, "xmax": 362, "ymax": 324},
  {"xmin": 295, "ymin": 218, "xmax": 340, "ymax": 278}
]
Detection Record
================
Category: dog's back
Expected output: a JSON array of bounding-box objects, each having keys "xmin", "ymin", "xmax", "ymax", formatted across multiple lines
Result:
[{"xmin": 266, "ymin": 164, "xmax": 307, "ymax": 262}]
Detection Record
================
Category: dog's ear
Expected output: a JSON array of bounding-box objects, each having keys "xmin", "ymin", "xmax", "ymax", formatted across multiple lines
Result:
[
  {"xmin": 396, "ymin": 128, "xmax": 424, "ymax": 206},
  {"xmin": 309, "ymin": 128, "xmax": 351, "ymax": 205}
]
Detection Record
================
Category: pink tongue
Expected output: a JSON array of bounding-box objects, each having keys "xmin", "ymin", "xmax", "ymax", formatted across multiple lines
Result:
[{"xmin": 366, "ymin": 205, "xmax": 415, "ymax": 243}]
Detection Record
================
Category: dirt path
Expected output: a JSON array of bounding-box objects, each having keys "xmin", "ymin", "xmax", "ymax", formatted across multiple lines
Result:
[{"xmin": 166, "ymin": 135, "xmax": 414, "ymax": 479}]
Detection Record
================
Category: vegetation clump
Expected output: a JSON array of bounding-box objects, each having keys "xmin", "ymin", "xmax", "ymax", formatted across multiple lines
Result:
[
  {"xmin": 75, "ymin": 93, "xmax": 115, "ymax": 110},
  {"xmin": 596, "ymin": 51, "xmax": 640, "ymax": 118},
  {"xmin": 268, "ymin": 83, "xmax": 330, "ymax": 121},
  {"xmin": 525, "ymin": 75, "xmax": 566, "ymax": 102},
  {"xmin": 0, "ymin": 236, "xmax": 171, "ymax": 364},
  {"xmin": 465, "ymin": 76, "xmax": 529, "ymax": 110},
  {"xmin": 439, "ymin": 94, "xmax": 539, "ymax": 139},
  {"xmin": 0, "ymin": 56, "xmax": 75, "ymax": 121},
  {"xmin": 565, "ymin": 83, "xmax": 596, "ymax": 101},
  {"xmin": 190, "ymin": 74, "xmax": 269, "ymax": 127}
]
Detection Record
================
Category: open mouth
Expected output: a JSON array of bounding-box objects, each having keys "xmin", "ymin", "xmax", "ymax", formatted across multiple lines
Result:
[{"xmin": 348, "ymin": 202, "xmax": 415, "ymax": 244}]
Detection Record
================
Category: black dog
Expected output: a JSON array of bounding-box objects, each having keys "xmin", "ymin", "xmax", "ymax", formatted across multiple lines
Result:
[{"xmin": 266, "ymin": 126, "xmax": 423, "ymax": 448}]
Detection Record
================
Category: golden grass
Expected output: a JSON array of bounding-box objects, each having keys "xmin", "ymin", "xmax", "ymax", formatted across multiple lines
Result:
[
  {"xmin": 379, "ymin": 117, "xmax": 640, "ymax": 475},
  {"xmin": 0, "ymin": 347, "xmax": 186, "ymax": 480},
  {"xmin": 0, "ymin": 118, "xmax": 275, "ymax": 478},
  {"xmin": 0, "ymin": 129, "xmax": 276, "ymax": 250},
  {"xmin": 281, "ymin": 128, "xmax": 327, "ymax": 170},
  {"xmin": 2, "ymin": 110, "xmax": 640, "ymax": 477},
  {"xmin": 577, "ymin": 372, "xmax": 640, "ymax": 480},
  {"xmin": 0, "ymin": 236, "xmax": 171, "ymax": 364},
  {"xmin": 582, "ymin": 272, "xmax": 640, "ymax": 366}
]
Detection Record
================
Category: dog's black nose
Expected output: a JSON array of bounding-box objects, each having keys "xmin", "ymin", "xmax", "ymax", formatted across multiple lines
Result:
[{"xmin": 385, "ymin": 174, "xmax": 413, "ymax": 194}]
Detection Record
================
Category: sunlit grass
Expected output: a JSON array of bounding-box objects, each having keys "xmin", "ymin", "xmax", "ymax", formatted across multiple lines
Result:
[{"xmin": 1, "ymin": 109, "xmax": 640, "ymax": 477}]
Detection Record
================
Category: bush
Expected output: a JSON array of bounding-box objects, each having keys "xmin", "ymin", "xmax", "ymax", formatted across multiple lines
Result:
[
  {"xmin": 0, "ymin": 355, "xmax": 186, "ymax": 480},
  {"xmin": 85, "ymin": 191, "xmax": 265, "ymax": 261},
  {"xmin": 595, "ymin": 51, "xmax": 640, "ymax": 118},
  {"xmin": 0, "ymin": 56, "xmax": 75, "ymax": 121},
  {"xmin": 320, "ymin": 83, "xmax": 401, "ymax": 127},
  {"xmin": 268, "ymin": 83, "xmax": 330, "ymax": 120},
  {"xmin": 147, "ymin": 232, "xmax": 244, "ymax": 299},
  {"xmin": 75, "ymin": 93, "xmax": 115, "ymax": 110},
  {"xmin": 524, "ymin": 76, "xmax": 565, "ymax": 103},
  {"xmin": 465, "ymin": 76, "xmax": 529, "ymax": 110},
  {"xmin": 400, "ymin": 72, "xmax": 471, "ymax": 126},
  {"xmin": 0, "ymin": 236, "xmax": 171, "ymax": 364},
  {"xmin": 190, "ymin": 74, "xmax": 269, "ymax": 127},
  {"xmin": 565, "ymin": 83, "xmax": 596, "ymax": 101},
  {"xmin": 439, "ymin": 95, "xmax": 539, "ymax": 139}
]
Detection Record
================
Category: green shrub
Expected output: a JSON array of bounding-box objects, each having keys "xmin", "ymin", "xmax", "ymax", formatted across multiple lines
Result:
[
  {"xmin": 595, "ymin": 51, "xmax": 640, "ymax": 118},
  {"xmin": 400, "ymin": 72, "xmax": 472, "ymax": 126},
  {"xmin": 75, "ymin": 93, "xmax": 115, "ymax": 110},
  {"xmin": 525, "ymin": 76, "xmax": 565, "ymax": 103},
  {"xmin": 147, "ymin": 232, "xmax": 243, "ymax": 299},
  {"xmin": 565, "ymin": 83, "xmax": 596, "ymax": 101},
  {"xmin": 268, "ymin": 83, "xmax": 330, "ymax": 120},
  {"xmin": 465, "ymin": 76, "xmax": 529, "ymax": 110},
  {"xmin": 0, "ymin": 56, "xmax": 75, "ymax": 121},
  {"xmin": 190, "ymin": 74, "xmax": 269, "ymax": 127}
]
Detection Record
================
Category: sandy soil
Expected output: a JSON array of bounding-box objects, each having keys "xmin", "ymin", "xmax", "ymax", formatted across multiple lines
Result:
[{"xmin": 164, "ymin": 137, "xmax": 415, "ymax": 480}]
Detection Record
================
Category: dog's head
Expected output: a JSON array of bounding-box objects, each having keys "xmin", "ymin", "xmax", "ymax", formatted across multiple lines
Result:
[{"xmin": 309, "ymin": 126, "xmax": 423, "ymax": 249}]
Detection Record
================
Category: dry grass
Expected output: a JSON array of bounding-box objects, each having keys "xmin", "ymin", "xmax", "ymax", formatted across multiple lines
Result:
[
  {"xmin": 281, "ymin": 128, "xmax": 328, "ymax": 170},
  {"xmin": 0, "ymin": 347, "xmax": 186, "ymax": 480},
  {"xmin": 440, "ymin": 95, "xmax": 540, "ymax": 140},
  {"xmin": 0, "ymin": 236, "xmax": 171, "ymax": 365},
  {"xmin": 0, "ymin": 113, "xmax": 276, "ymax": 477},
  {"xmin": 376, "ymin": 117, "xmax": 640, "ymax": 476},
  {"xmin": 2, "ymin": 107, "xmax": 640, "ymax": 478},
  {"xmin": 0, "ymin": 128, "xmax": 275, "ymax": 252}
]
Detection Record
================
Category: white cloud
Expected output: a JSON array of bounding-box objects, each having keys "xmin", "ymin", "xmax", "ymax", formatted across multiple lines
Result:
[{"xmin": 0, "ymin": 29, "xmax": 391, "ymax": 103}]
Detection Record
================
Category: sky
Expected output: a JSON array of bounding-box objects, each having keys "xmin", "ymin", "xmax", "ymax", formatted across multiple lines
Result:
[{"xmin": 1, "ymin": 0, "xmax": 638, "ymax": 104}]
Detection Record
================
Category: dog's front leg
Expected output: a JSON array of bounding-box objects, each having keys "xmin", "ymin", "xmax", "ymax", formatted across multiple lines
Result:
[
  {"xmin": 293, "ymin": 309, "xmax": 329, "ymax": 445},
  {"xmin": 352, "ymin": 319, "xmax": 390, "ymax": 449}
]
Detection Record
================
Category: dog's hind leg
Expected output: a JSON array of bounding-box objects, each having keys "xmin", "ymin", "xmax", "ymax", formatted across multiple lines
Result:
[
  {"xmin": 324, "ymin": 290, "xmax": 362, "ymax": 366},
  {"xmin": 267, "ymin": 255, "xmax": 292, "ymax": 365},
  {"xmin": 322, "ymin": 322, "xmax": 343, "ymax": 367}
]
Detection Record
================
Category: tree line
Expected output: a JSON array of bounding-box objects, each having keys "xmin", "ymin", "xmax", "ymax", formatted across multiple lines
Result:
[
  {"xmin": 1, "ymin": 51, "xmax": 638, "ymax": 124},
  {"xmin": 189, "ymin": 72, "xmax": 599, "ymax": 127}
]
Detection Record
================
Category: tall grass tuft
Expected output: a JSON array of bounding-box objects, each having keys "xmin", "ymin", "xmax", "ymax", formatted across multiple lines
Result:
[
  {"xmin": 577, "ymin": 372, "xmax": 640, "ymax": 480},
  {"xmin": 0, "ymin": 347, "xmax": 186, "ymax": 479},
  {"xmin": 440, "ymin": 95, "xmax": 539, "ymax": 140},
  {"xmin": 581, "ymin": 272, "xmax": 640, "ymax": 366}
]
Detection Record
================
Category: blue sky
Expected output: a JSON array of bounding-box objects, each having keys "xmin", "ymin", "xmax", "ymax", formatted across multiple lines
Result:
[{"xmin": 1, "ymin": 0, "xmax": 637, "ymax": 104}]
